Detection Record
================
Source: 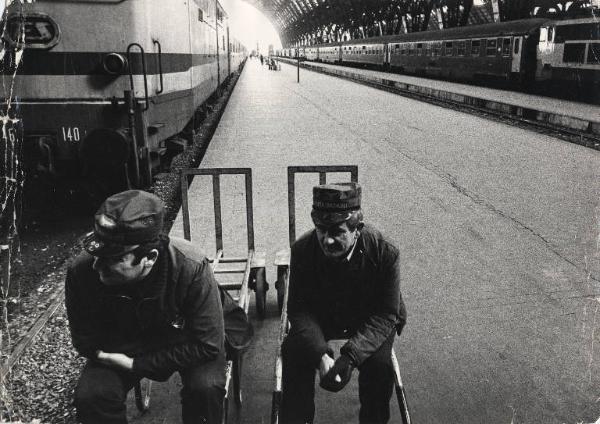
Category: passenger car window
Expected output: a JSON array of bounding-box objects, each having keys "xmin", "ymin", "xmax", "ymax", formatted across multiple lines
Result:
[
  {"xmin": 486, "ymin": 39, "xmax": 497, "ymax": 55},
  {"xmin": 563, "ymin": 42, "xmax": 586, "ymax": 63},
  {"xmin": 445, "ymin": 41, "xmax": 453, "ymax": 56},
  {"xmin": 502, "ymin": 38, "xmax": 511, "ymax": 55}
]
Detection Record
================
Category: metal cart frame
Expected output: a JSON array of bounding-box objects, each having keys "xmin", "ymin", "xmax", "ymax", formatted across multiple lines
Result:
[
  {"xmin": 132, "ymin": 167, "xmax": 267, "ymax": 422},
  {"xmin": 180, "ymin": 167, "xmax": 267, "ymax": 423}
]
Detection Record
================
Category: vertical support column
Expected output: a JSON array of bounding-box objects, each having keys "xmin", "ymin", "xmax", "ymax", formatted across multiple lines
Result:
[
  {"xmin": 436, "ymin": 8, "xmax": 444, "ymax": 29},
  {"xmin": 491, "ymin": 0, "xmax": 501, "ymax": 22}
]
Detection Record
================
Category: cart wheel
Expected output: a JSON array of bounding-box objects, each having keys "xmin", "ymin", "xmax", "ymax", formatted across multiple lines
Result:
[
  {"xmin": 254, "ymin": 267, "xmax": 267, "ymax": 319},
  {"xmin": 134, "ymin": 379, "xmax": 152, "ymax": 413}
]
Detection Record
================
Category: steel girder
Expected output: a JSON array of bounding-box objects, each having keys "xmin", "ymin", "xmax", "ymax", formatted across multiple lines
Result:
[{"xmin": 244, "ymin": 0, "xmax": 579, "ymax": 46}]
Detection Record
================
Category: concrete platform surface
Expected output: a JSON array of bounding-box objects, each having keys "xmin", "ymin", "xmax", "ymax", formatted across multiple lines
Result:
[
  {"xmin": 279, "ymin": 57, "xmax": 600, "ymax": 137},
  {"xmin": 130, "ymin": 57, "xmax": 600, "ymax": 424}
]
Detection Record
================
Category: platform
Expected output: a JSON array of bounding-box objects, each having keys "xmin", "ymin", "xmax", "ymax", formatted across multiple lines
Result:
[
  {"xmin": 132, "ymin": 56, "xmax": 600, "ymax": 423},
  {"xmin": 278, "ymin": 57, "xmax": 600, "ymax": 136}
]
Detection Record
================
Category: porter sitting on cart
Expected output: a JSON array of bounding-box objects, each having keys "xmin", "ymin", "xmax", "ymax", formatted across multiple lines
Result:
[
  {"xmin": 66, "ymin": 190, "xmax": 241, "ymax": 424},
  {"xmin": 281, "ymin": 183, "xmax": 407, "ymax": 424}
]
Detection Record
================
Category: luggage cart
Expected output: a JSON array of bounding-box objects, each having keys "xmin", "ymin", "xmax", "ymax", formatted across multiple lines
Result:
[
  {"xmin": 132, "ymin": 168, "xmax": 266, "ymax": 423},
  {"xmin": 180, "ymin": 167, "xmax": 267, "ymax": 418},
  {"xmin": 271, "ymin": 165, "xmax": 411, "ymax": 424},
  {"xmin": 180, "ymin": 167, "xmax": 268, "ymax": 320}
]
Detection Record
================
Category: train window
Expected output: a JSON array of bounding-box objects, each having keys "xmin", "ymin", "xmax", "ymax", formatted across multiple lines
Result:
[
  {"xmin": 548, "ymin": 27, "xmax": 554, "ymax": 42},
  {"xmin": 587, "ymin": 43, "xmax": 600, "ymax": 64},
  {"xmin": 514, "ymin": 38, "xmax": 520, "ymax": 54},
  {"xmin": 555, "ymin": 23, "xmax": 600, "ymax": 42},
  {"xmin": 486, "ymin": 39, "xmax": 497, "ymax": 56},
  {"xmin": 457, "ymin": 41, "xmax": 465, "ymax": 56},
  {"xmin": 444, "ymin": 41, "xmax": 453, "ymax": 56},
  {"xmin": 471, "ymin": 40, "xmax": 480, "ymax": 55},
  {"xmin": 433, "ymin": 42, "xmax": 442, "ymax": 56},
  {"xmin": 539, "ymin": 28, "xmax": 547, "ymax": 42},
  {"xmin": 502, "ymin": 38, "xmax": 511, "ymax": 55},
  {"xmin": 563, "ymin": 43, "xmax": 586, "ymax": 63}
]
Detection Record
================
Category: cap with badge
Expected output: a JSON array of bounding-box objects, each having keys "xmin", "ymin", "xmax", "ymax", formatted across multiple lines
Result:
[
  {"xmin": 311, "ymin": 182, "xmax": 361, "ymax": 226},
  {"xmin": 84, "ymin": 190, "xmax": 165, "ymax": 257}
]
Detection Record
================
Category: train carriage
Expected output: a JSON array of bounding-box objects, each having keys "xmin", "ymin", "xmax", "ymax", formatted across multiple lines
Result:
[
  {"xmin": 386, "ymin": 19, "xmax": 548, "ymax": 83},
  {"xmin": 304, "ymin": 46, "xmax": 318, "ymax": 61},
  {"xmin": 1, "ymin": 0, "xmax": 245, "ymax": 191},
  {"xmin": 341, "ymin": 38, "xmax": 386, "ymax": 67},
  {"xmin": 318, "ymin": 42, "xmax": 341, "ymax": 63}
]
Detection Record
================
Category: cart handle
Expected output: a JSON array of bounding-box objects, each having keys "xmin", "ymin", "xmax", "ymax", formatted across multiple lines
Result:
[{"xmin": 180, "ymin": 168, "xmax": 255, "ymax": 251}]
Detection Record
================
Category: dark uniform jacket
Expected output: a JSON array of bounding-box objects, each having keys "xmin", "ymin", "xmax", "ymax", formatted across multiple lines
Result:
[
  {"xmin": 65, "ymin": 237, "xmax": 225, "ymax": 381},
  {"xmin": 287, "ymin": 225, "xmax": 407, "ymax": 368}
]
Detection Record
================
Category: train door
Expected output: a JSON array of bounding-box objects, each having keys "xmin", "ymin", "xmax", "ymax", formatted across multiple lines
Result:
[
  {"xmin": 511, "ymin": 36, "xmax": 523, "ymax": 73},
  {"xmin": 384, "ymin": 43, "xmax": 390, "ymax": 67}
]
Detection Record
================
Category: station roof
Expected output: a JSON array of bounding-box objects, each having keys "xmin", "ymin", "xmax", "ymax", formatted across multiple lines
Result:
[
  {"xmin": 245, "ymin": 0, "xmax": 597, "ymax": 47},
  {"xmin": 244, "ymin": 0, "xmax": 355, "ymax": 45}
]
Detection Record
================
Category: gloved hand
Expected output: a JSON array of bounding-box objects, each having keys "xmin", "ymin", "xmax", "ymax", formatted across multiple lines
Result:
[{"xmin": 319, "ymin": 354, "xmax": 354, "ymax": 392}]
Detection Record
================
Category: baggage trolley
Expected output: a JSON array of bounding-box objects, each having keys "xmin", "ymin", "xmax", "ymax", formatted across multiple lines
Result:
[
  {"xmin": 271, "ymin": 165, "xmax": 411, "ymax": 424},
  {"xmin": 132, "ymin": 167, "xmax": 266, "ymax": 422},
  {"xmin": 180, "ymin": 167, "xmax": 267, "ymax": 420}
]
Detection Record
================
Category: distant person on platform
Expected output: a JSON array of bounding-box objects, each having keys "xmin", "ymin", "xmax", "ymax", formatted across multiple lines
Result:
[
  {"xmin": 281, "ymin": 182, "xmax": 407, "ymax": 424},
  {"xmin": 65, "ymin": 190, "xmax": 226, "ymax": 424},
  {"xmin": 260, "ymin": 54, "xmax": 264, "ymax": 65}
]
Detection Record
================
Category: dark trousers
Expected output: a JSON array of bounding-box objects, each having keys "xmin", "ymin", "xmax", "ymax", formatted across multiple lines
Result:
[
  {"xmin": 281, "ymin": 332, "xmax": 395, "ymax": 424},
  {"xmin": 74, "ymin": 353, "xmax": 226, "ymax": 424}
]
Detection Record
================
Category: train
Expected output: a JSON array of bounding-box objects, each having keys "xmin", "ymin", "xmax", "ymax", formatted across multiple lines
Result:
[
  {"xmin": 1, "ymin": 0, "xmax": 247, "ymax": 193},
  {"xmin": 277, "ymin": 16, "xmax": 600, "ymax": 100}
]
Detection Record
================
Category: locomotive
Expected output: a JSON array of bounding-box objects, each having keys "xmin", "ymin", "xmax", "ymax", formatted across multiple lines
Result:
[
  {"xmin": 1, "ymin": 0, "xmax": 247, "ymax": 193},
  {"xmin": 278, "ymin": 16, "xmax": 600, "ymax": 100}
]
